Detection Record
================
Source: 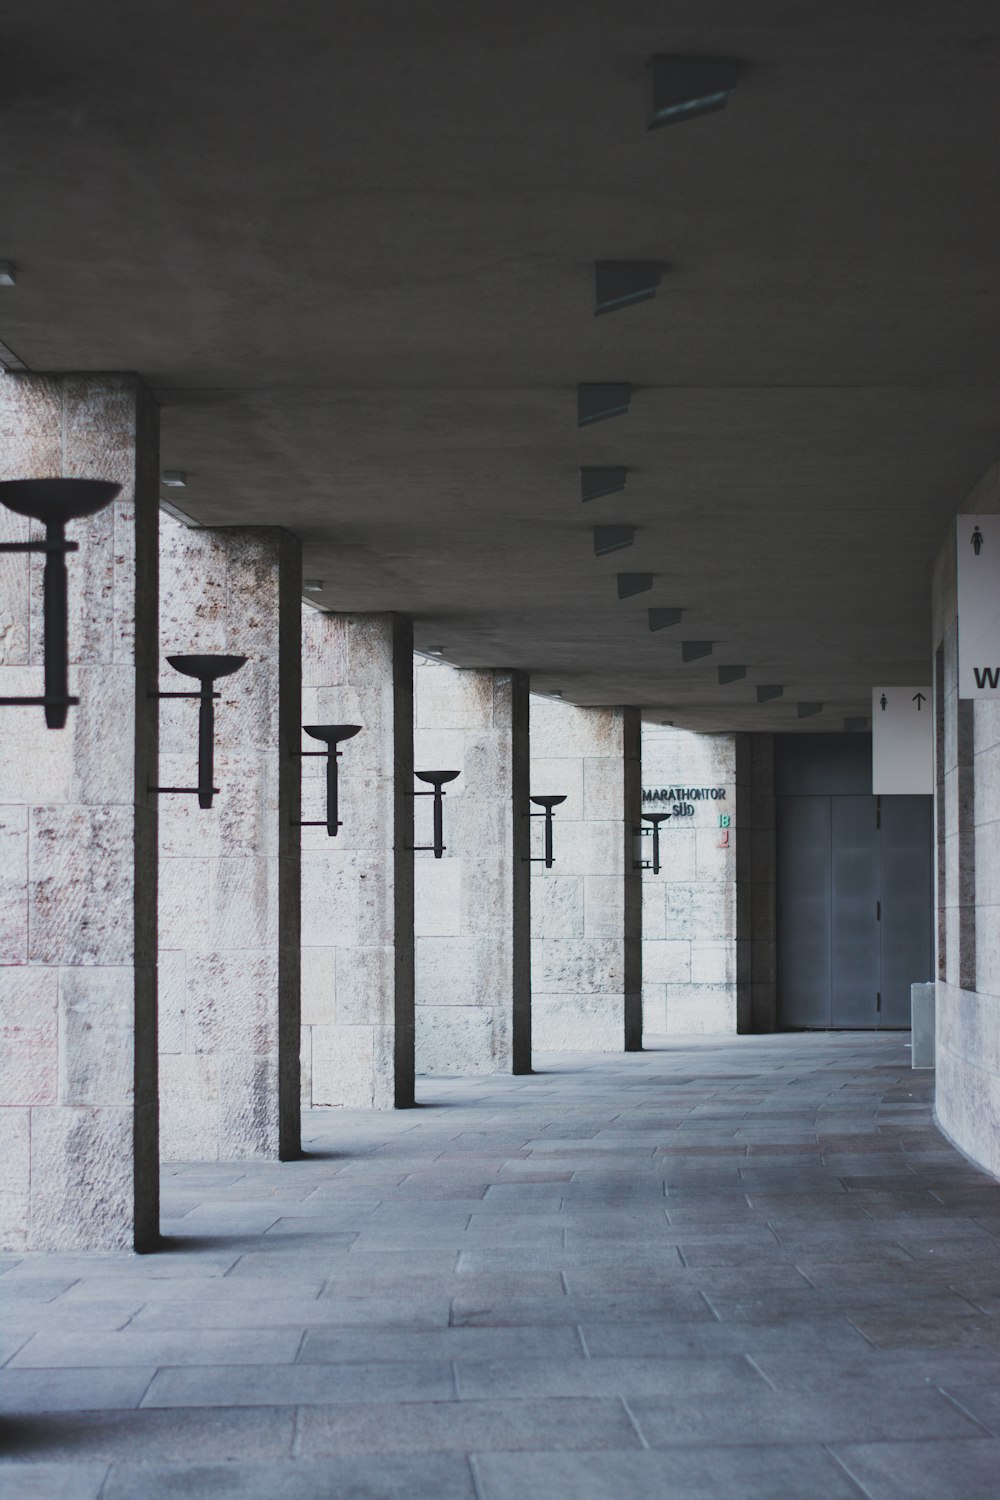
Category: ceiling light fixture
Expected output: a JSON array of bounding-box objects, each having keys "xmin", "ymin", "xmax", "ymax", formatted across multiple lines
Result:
[
  {"xmin": 594, "ymin": 262, "xmax": 663, "ymax": 315},
  {"xmin": 593, "ymin": 525, "xmax": 635, "ymax": 556},
  {"xmin": 844, "ymin": 717, "xmax": 868, "ymax": 732},
  {"xmin": 578, "ymin": 383, "xmax": 632, "ymax": 426},
  {"xmin": 648, "ymin": 608, "xmax": 683, "ymax": 632},
  {"xmin": 797, "ymin": 702, "xmax": 823, "ymax": 718},
  {"xmin": 0, "ymin": 264, "xmax": 16, "ymax": 287},
  {"xmin": 617, "ymin": 573, "xmax": 653, "ymax": 599},
  {"xmin": 718, "ymin": 665, "xmax": 746, "ymax": 684},
  {"xmin": 681, "ymin": 640, "xmax": 713, "ymax": 662},
  {"xmin": 160, "ymin": 471, "xmax": 187, "ymax": 488},
  {"xmin": 580, "ymin": 466, "xmax": 628, "ymax": 502},
  {"xmin": 646, "ymin": 55, "xmax": 740, "ymax": 130},
  {"xmin": 303, "ymin": 579, "xmax": 324, "ymax": 592},
  {"xmin": 757, "ymin": 684, "xmax": 783, "ymax": 703}
]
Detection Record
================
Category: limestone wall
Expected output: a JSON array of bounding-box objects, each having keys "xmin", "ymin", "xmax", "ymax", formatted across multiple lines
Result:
[
  {"xmin": 932, "ymin": 462, "xmax": 1000, "ymax": 1179},
  {"xmin": 528, "ymin": 697, "xmax": 641, "ymax": 1051},
  {"xmin": 641, "ymin": 726, "xmax": 742, "ymax": 1034},
  {"xmin": 413, "ymin": 659, "xmax": 530, "ymax": 1076},
  {"xmin": 158, "ymin": 518, "xmax": 301, "ymax": 1161}
]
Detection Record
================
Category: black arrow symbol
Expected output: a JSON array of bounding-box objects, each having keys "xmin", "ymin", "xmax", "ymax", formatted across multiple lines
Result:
[{"xmin": 913, "ymin": 692, "xmax": 926, "ymax": 711}]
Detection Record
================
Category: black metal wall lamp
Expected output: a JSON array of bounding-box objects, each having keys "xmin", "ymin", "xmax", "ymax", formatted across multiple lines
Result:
[
  {"xmin": 0, "ymin": 477, "xmax": 121, "ymax": 728},
  {"xmin": 526, "ymin": 794, "xmax": 567, "ymax": 869},
  {"xmin": 635, "ymin": 811, "xmax": 670, "ymax": 874},
  {"xmin": 410, "ymin": 770, "xmax": 460, "ymax": 859},
  {"xmin": 151, "ymin": 654, "xmax": 247, "ymax": 809},
  {"xmin": 294, "ymin": 723, "xmax": 361, "ymax": 836}
]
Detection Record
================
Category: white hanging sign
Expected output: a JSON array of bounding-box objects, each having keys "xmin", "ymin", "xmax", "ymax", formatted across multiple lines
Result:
[
  {"xmin": 872, "ymin": 686, "xmax": 933, "ymax": 795},
  {"xmin": 957, "ymin": 514, "xmax": 1000, "ymax": 699}
]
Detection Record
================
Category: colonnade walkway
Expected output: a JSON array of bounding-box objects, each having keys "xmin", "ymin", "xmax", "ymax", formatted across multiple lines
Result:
[{"xmin": 2, "ymin": 1033, "xmax": 1000, "ymax": 1499}]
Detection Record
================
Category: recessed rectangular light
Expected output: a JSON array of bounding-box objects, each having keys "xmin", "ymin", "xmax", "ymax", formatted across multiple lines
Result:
[
  {"xmin": 648, "ymin": 608, "xmax": 682, "ymax": 632},
  {"xmin": 593, "ymin": 525, "xmax": 635, "ymax": 556},
  {"xmin": 303, "ymin": 579, "xmax": 324, "ymax": 592},
  {"xmin": 578, "ymin": 384, "xmax": 632, "ymax": 426},
  {"xmin": 681, "ymin": 640, "xmax": 713, "ymax": 662},
  {"xmin": 160, "ymin": 471, "xmax": 187, "ymax": 488},
  {"xmin": 580, "ymin": 467, "xmax": 628, "ymax": 502},
  {"xmin": 757, "ymin": 684, "xmax": 783, "ymax": 703},
  {"xmin": 718, "ymin": 665, "xmax": 746, "ymax": 684},
  {"xmin": 0, "ymin": 263, "xmax": 16, "ymax": 287},
  {"xmin": 617, "ymin": 572, "xmax": 653, "ymax": 598},
  {"xmin": 594, "ymin": 262, "xmax": 662, "ymax": 315},
  {"xmin": 646, "ymin": 55, "xmax": 740, "ymax": 129},
  {"xmin": 797, "ymin": 702, "xmax": 823, "ymax": 718}
]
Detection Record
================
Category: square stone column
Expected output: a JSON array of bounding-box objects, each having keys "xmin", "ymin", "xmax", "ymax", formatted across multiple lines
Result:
[
  {"xmin": 300, "ymin": 611, "xmax": 414, "ymax": 1108},
  {"xmin": 529, "ymin": 698, "xmax": 642, "ymax": 1052},
  {"xmin": 0, "ymin": 373, "xmax": 159, "ymax": 1250},
  {"xmin": 158, "ymin": 518, "xmax": 301, "ymax": 1160},
  {"xmin": 414, "ymin": 661, "xmax": 531, "ymax": 1076}
]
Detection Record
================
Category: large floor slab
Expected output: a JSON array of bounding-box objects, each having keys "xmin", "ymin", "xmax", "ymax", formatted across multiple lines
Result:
[{"xmin": 2, "ymin": 1033, "xmax": 999, "ymax": 1498}]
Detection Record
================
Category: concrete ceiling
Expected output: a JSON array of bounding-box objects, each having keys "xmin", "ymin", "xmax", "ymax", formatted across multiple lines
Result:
[{"xmin": 2, "ymin": 1, "xmax": 999, "ymax": 728}]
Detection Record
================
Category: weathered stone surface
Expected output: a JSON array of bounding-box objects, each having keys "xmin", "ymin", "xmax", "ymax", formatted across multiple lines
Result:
[
  {"xmin": 0, "ymin": 373, "xmax": 159, "ymax": 1251},
  {"xmin": 412, "ymin": 661, "xmax": 530, "ymax": 1079},
  {"xmin": 531, "ymin": 700, "xmax": 640, "ymax": 1053},
  {"xmin": 158, "ymin": 520, "xmax": 301, "ymax": 1162},
  {"xmin": 931, "ymin": 476, "xmax": 1000, "ymax": 1180},
  {"xmin": 300, "ymin": 611, "xmax": 414, "ymax": 1108},
  {"xmin": 0, "ymin": 967, "xmax": 58, "ymax": 1106}
]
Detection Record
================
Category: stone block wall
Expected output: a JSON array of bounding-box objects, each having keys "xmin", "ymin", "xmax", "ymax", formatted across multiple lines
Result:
[
  {"xmin": 933, "ymin": 462, "xmax": 1000, "ymax": 1179},
  {"xmin": 529, "ymin": 697, "xmax": 641, "ymax": 1051},
  {"xmin": 300, "ymin": 611, "xmax": 414, "ymax": 1109},
  {"xmin": 157, "ymin": 518, "xmax": 301, "ymax": 1161},
  {"xmin": 413, "ymin": 659, "xmax": 530, "ymax": 1076},
  {"xmin": 0, "ymin": 373, "xmax": 160, "ymax": 1250},
  {"xmin": 641, "ymin": 726, "xmax": 740, "ymax": 1034}
]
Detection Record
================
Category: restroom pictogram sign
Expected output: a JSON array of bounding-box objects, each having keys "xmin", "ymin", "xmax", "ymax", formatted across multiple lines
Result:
[{"xmin": 957, "ymin": 515, "xmax": 1000, "ymax": 699}]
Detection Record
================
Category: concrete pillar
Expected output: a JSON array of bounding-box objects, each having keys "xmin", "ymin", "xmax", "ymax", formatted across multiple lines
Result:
[
  {"xmin": 413, "ymin": 660, "xmax": 531, "ymax": 1076},
  {"xmin": 737, "ymin": 732, "xmax": 777, "ymax": 1033},
  {"xmin": 0, "ymin": 373, "xmax": 159, "ymax": 1250},
  {"xmin": 158, "ymin": 518, "xmax": 301, "ymax": 1161},
  {"xmin": 932, "ymin": 463, "xmax": 1000, "ymax": 1178},
  {"xmin": 529, "ymin": 697, "xmax": 641, "ymax": 1052},
  {"xmin": 300, "ymin": 611, "xmax": 414, "ymax": 1108}
]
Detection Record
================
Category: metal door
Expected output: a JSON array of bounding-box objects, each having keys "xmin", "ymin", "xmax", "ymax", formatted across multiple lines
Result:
[
  {"xmin": 776, "ymin": 795, "xmax": 832, "ymax": 1026},
  {"xmin": 879, "ymin": 795, "xmax": 934, "ymax": 1024},
  {"xmin": 830, "ymin": 797, "xmax": 880, "ymax": 1026}
]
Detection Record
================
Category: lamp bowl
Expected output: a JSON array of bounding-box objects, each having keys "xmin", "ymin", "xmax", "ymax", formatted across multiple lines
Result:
[
  {"xmin": 167, "ymin": 653, "xmax": 248, "ymax": 683},
  {"xmin": 303, "ymin": 724, "xmax": 362, "ymax": 746},
  {"xmin": 0, "ymin": 478, "xmax": 122, "ymax": 526},
  {"xmin": 415, "ymin": 769, "xmax": 460, "ymax": 788}
]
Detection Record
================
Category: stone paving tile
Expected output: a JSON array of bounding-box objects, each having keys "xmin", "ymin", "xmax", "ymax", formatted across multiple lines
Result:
[
  {"xmin": 98, "ymin": 1456, "xmax": 478, "ymax": 1500},
  {"xmin": 298, "ymin": 1325, "xmax": 583, "ymax": 1364},
  {"xmin": 0, "ymin": 1368, "xmax": 156, "ymax": 1413},
  {"xmin": 9, "ymin": 1329, "xmax": 304, "ymax": 1369},
  {"xmin": 130, "ymin": 1293, "xmax": 452, "ymax": 1330},
  {"xmin": 628, "ymin": 1386, "xmax": 985, "ymax": 1446},
  {"xmin": 0, "ymin": 1462, "xmax": 109, "ymax": 1500},
  {"xmin": 942, "ymin": 1382, "xmax": 1000, "ymax": 1435},
  {"xmin": 472, "ymin": 1446, "xmax": 866, "ymax": 1500},
  {"xmin": 297, "ymin": 1396, "xmax": 640, "ymax": 1455},
  {"xmin": 0, "ymin": 1409, "xmax": 296, "ymax": 1462},
  {"xmin": 141, "ymin": 1359, "xmax": 455, "ymax": 1407},
  {"xmin": 832, "ymin": 1437, "xmax": 1000, "ymax": 1499},
  {"xmin": 454, "ymin": 1354, "xmax": 765, "ymax": 1399}
]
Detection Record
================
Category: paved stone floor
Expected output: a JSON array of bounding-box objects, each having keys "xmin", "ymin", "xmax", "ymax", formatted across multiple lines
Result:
[{"xmin": 2, "ymin": 1033, "xmax": 1000, "ymax": 1499}]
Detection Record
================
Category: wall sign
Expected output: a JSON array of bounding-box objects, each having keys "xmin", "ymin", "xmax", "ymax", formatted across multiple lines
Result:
[
  {"xmin": 872, "ymin": 686, "xmax": 933, "ymax": 795},
  {"xmin": 642, "ymin": 785, "xmax": 727, "ymax": 820},
  {"xmin": 957, "ymin": 514, "xmax": 1000, "ymax": 699}
]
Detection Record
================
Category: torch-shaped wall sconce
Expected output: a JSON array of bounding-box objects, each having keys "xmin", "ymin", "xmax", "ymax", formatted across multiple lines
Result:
[
  {"xmin": 635, "ymin": 811, "xmax": 670, "ymax": 874},
  {"xmin": 294, "ymin": 723, "xmax": 361, "ymax": 836},
  {"xmin": 151, "ymin": 654, "xmax": 247, "ymax": 809},
  {"xmin": 0, "ymin": 478, "xmax": 121, "ymax": 728},
  {"xmin": 527, "ymin": 794, "xmax": 567, "ymax": 869},
  {"xmin": 411, "ymin": 770, "xmax": 460, "ymax": 859}
]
